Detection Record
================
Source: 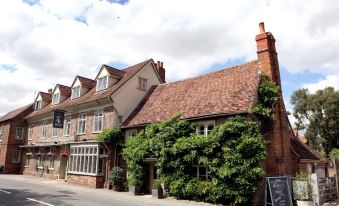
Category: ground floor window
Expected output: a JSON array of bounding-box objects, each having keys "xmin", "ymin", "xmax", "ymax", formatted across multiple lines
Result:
[
  {"xmin": 48, "ymin": 156, "xmax": 54, "ymax": 169},
  {"xmin": 37, "ymin": 156, "xmax": 44, "ymax": 168},
  {"xmin": 191, "ymin": 165, "xmax": 209, "ymax": 181},
  {"xmin": 68, "ymin": 144, "xmax": 103, "ymax": 175},
  {"xmin": 12, "ymin": 150, "xmax": 21, "ymax": 163},
  {"xmin": 25, "ymin": 155, "xmax": 30, "ymax": 167}
]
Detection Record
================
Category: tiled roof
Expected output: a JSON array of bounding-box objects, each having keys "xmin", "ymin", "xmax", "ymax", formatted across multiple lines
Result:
[
  {"xmin": 0, "ymin": 104, "xmax": 33, "ymax": 122},
  {"xmin": 40, "ymin": 92, "xmax": 52, "ymax": 102},
  {"xmin": 77, "ymin": 76, "xmax": 96, "ymax": 88},
  {"xmin": 57, "ymin": 84, "xmax": 71, "ymax": 96},
  {"xmin": 26, "ymin": 59, "xmax": 152, "ymax": 119},
  {"xmin": 291, "ymin": 137, "xmax": 322, "ymax": 160},
  {"xmin": 123, "ymin": 60, "xmax": 260, "ymax": 127},
  {"xmin": 102, "ymin": 65, "xmax": 125, "ymax": 78}
]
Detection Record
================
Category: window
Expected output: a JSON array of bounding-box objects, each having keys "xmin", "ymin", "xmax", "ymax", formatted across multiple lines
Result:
[
  {"xmin": 196, "ymin": 121, "xmax": 215, "ymax": 137},
  {"xmin": 52, "ymin": 93, "xmax": 60, "ymax": 105},
  {"xmin": 126, "ymin": 129, "xmax": 137, "ymax": 140},
  {"xmin": 0, "ymin": 126, "xmax": 4, "ymax": 142},
  {"xmin": 28, "ymin": 128, "xmax": 33, "ymax": 140},
  {"xmin": 48, "ymin": 156, "xmax": 54, "ymax": 169},
  {"xmin": 38, "ymin": 156, "xmax": 44, "ymax": 168},
  {"xmin": 63, "ymin": 116, "xmax": 71, "ymax": 136},
  {"xmin": 192, "ymin": 165, "xmax": 209, "ymax": 181},
  {"xmin": 93, "ymin": 110, "xmax": 103, "ymax": 133},
  {"xmin": 25, "ymin": 155, "xmax": 30, "ymax": 167},
  {"xmin": 41, "ymin": 121, "xmax": 48, "ymax": 139},
  {"xmin": 71, "ymin": 86, "xmax": 81, "ymax": 99},
  {"xmin": 12, "ymin": 150, "xmax": 21, "ymax": 163},
  {"xmin": 138, "ymin": 77, "xmax": 147, "ymax": 90},
  {"xmin": 96, "ymin": 76, "xmax": 108, "ymax": 91},
  {"xmin": 16, "ymin": 127, "xmax": 24, "ymax": 140},
  {"xmin": 35, "ymin": 100, "xmax": 42, "ymax": 110},
  {"xmin": 68, "ymin": 144, "xmax": 103, "ymax": 175},
  {"xmin": 52, "ymin": 127, "xmax": 58, "ymax": 138},
  {"xmin": 77, "ymin": 113, "xmax": 87, "ymax": 134}
]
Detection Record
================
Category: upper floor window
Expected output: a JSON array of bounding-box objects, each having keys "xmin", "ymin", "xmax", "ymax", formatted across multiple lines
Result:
[
  {"xmin": 138, "ymin": 77, "xmax": 147, "ymax": 91},
  {"xmin": 52, "ymin": 93, "xmax": 60, "ymax": 105},
  {"xmin": 77, "ymin": 113, "xmax": 87, "ymax": 134},
  {"xmin": 52, "ymin": 127, "xmax": 58, "ymax": 138},
  {"xmin": 35, "ymin": 100, "xmax": 42, "ymax": 110},
  {"xmin": 196, "ymin": 121, "xmax": 215, "ymax": 137},
  {"xmin": 71, "ymin": 86, "xmax": 81, "ymax": 99},
  {"xmin": 63, "ymin": 116, "xmax": 71, "ymax": 136},
  {"xmin": 0, "ymin": 126, "xmax": 4, "ymax": 142},
  {"xmin": 12, "ymin": 150, "xmax": 21, "ymax": 163},
  {"xmin": 28, "ymin": 128, "xmax": 33, "ymax": 140},
  {"xmin": 93, "ymin": 110, "xmax": 104, "ymax": 133},
  {"xmin": 16, "ymin": 127, "xmax": 24, "ymax": 140},
  {"xmin": 126, "ymin": 129, "xmax": 137, "ymax": 139},
  {"xmin": 96, "ymin": 76, "xmax": 108, "ymax": 92},
  {"xmin": 41, "ymin": 121, "xmax": 48, "ymax": 139}
]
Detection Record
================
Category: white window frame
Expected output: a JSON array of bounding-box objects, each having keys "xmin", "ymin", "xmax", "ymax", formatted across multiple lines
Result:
[
  {"xmin": 28, "ymin": 127, "xmax": 33, "ymax": 141},
  {"xmin": 52, "ymin": 127, "xmax": 58, "ymax": 138},
  {"xmin": 15, "ymin": 127, "xmax": 24, "ymax": 140},
  {"xmin": 93, "ymin": 110, "xmax": 104, "ymax": 133},
  {"xmin": 25, "ymin": 155, "xmax": 30, "ymax": 167},
  {"xmin": 96, "ymin": 76, "xmax": 108, "ymax": 92},
  {"xmin": 35, "ymin": 100, "xmax": 42, "ymax": 110},
  {"xmin": 68, "ymin": 144, "xmax": 102, "ymax": 175},
  {"xmin": 12, "ymin": 150, "xmax": 21, "ymax": 163},
  {"xmin": 125, "ymin": 129, "xmax": 137, "ymax": 142},
  {"xmin": 77, "ymin": 113, "xmax": 87, "ymax": 134},
  {"xmin": 48, "ymin": 156, "xmax": 55, "ymax": 169},
  {"xmin": 63, "ymin": 116, "xmax": 71, "ymax": 137},
  {"xmin": 196, "ymin": 121, "xmax": 215, "ymax": 137},
  {"xmin": 71, "ymin": 86, "xmax": 81, "ymax": 99},
  {"xmin": 0, "ymin": 126, "xmax": 4, "ymax": 142},
  {"xmin": 41, "ymin": 121, "xmax": 48, "ymax": 139},
  {"xmin": 52, "ymin": 93, "xmax": 60, "ymax": 105},
  {"xmin": 138, "ymin": 77, "xmax": 147, "ymax": 91}
]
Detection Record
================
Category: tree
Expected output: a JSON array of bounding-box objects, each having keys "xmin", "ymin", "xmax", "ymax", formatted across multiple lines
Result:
[{"xmin": 290, "ymin": 87, "xmax": 339, "ymax": 155}]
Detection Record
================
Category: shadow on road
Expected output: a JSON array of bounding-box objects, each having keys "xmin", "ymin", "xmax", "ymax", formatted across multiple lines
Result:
[{"xmin": 0, "ymin": 188, "xmax": 76, "ymax": 206}]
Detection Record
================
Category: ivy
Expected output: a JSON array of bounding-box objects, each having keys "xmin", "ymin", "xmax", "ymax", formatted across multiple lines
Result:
[{"xmin": 122, "ymin": 75, "xmax": 279, "ymax": 205}]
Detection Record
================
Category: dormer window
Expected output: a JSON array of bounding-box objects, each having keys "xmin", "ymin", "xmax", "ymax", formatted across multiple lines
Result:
[
  {"xmin": 71, "ymin": 86, "xmax": 81, "ymax": 99},
  {"xmin": 34, "ymin": 100, "xmax": 42, "ymax": 110},
  {"xmin": 96, "ymin": 76, "xmax": 108, "ymax": 92},
  {"xmin": 52, "ymin": 93, "xmax": 60, "ymax": 105}
]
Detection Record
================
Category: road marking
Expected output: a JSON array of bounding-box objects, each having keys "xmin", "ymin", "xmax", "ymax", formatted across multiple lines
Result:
[
  {"xmin": 0, "ymin": 190, "xmax": 11, "ymax": 194},
  {"xmin": 27, "ymin": 198, "xmax": 55, "ymax": 206}
]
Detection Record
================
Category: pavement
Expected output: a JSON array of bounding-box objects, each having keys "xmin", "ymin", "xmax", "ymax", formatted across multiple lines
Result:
[{"xmin": 0, "ymin": 174, "xmax": 214, "ymax": 206}]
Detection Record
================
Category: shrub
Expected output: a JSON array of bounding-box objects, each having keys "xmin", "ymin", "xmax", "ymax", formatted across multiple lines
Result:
[
  {"xmin": 109, "ymin": 167, "xmax": 125, "ymax": 185},
  {"xmin": 152, "ymin": 179, "xmax": 162, "ymax": 189}
]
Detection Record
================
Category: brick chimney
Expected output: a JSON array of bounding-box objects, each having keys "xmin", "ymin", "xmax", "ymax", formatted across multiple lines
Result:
[
  {"xmin": 48, "ymin": 88, "xmax": 53, "ymax": 94},
  {"xmin": 256, "ymin": 22, "xmax": 281, "ymax": 87},
  {"xmin": 155, "ymin": 61, "xmax": 166, "ymax": 83}
]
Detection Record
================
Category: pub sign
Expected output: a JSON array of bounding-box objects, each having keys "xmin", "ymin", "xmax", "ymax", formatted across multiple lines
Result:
[{"xmin": 53, "ymin": 110, "xmax": 65, "ymax": 128}]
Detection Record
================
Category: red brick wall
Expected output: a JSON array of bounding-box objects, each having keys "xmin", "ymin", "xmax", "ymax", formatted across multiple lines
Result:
[{"xmin": 67, "ymin": 174, "xmax": 104, "ymax": 188}]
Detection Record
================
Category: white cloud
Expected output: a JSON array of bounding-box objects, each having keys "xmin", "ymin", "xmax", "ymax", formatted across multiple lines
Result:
[
  {"xmin": 0, "ymin": 0, "xmax": 339, "ymax": 115},
  {"xmin": 302, "ymin": 75, "xmax": 339, "ymax": 93}
]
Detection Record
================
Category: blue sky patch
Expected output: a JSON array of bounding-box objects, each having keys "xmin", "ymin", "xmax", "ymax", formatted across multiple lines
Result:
[
  {"xmin": 0, "ymin": 64, "xmax": 17, "ymax": 73},
  {"xmin": 22, "ymin": 0, "xmax": 39, "ymax": 6},
  {"xmin": 106, "ymin": 0, "xmax": 129, "ymax": 5}
]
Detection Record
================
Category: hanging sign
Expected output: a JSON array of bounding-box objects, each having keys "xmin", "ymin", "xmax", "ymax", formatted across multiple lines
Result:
[{"xmin": 53, "ymin": 110, "xmax": 65, "ymax": 128}]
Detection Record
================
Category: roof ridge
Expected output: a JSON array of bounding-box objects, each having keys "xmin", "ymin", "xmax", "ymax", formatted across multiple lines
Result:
[{"xmin": 159, "ymin": 59, "xmax": 258, "ymax": 86}]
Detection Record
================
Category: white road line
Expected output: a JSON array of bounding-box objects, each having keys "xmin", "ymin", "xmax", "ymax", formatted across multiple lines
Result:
[
  {"xmin": 0, "ymin": 189, "xmax": 11, "ymax": 194},
  {"xmin": 27, "ymin": 198, "xmax": 55, "ymax": 206}
]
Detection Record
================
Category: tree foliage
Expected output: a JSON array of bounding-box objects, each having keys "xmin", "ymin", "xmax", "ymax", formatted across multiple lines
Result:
[{"xmin": 290, "ymin": 87, "xmax": 339, "ymax": 155}]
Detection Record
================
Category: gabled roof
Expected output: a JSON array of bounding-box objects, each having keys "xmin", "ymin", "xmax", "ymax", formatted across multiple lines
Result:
[
  {"xmin": 95, "ymin": 65, "xmax": 125, "ymax": 80},
  {"xmin": 39, "ymin": 92, "xmax": 52, "ymax": 102},
  {"xmin": 56, "ymin": 84, "xmax": 71, "ymax": 96},
  {"xmin": 76, "ymin": 76, "xmax": 96, "ymax": 88},
  {"xmin": 26, "ymin": 59, "xmax": 153, "ymax": 119},
  {"xmin": 123, "ymin": 60, "xmax": 260, "ymax": 127},
  {"xmin": 291, "ymin": 137, "xmax": 323, "ymax": 161},
  {"xmin": 0, "ymin": 104, "xmax": 33, "ymax": 123}
]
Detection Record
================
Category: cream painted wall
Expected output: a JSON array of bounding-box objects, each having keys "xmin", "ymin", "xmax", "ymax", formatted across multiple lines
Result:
[
  {"xmin": 112, "ymin": 62, "xmax": 161, "ymax": 123},
  {"xmin": 73, "ymin": 78, "xmax": 81, "ymax": 87}
]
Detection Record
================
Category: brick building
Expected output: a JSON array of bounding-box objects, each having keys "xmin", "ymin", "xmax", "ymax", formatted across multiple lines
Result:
[
  {"xmin": 0, "ymin": 104, "xmax": 33, "ymax": 174},
  {"xmin": 21, "ymin": 60, "xmax": 165, "ymax": 188}
]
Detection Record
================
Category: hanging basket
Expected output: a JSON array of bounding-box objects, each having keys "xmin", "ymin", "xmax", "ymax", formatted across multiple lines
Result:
[
  {"xmin": 47, "ymin": 152, "xmax": 55, "ymax": 156},
  {"xmin": 36, "ymin": 152, "xmax": 43, "ymax": 157},
  {"xmin": 26, "ymin": 152, "xmax": 33, "ymax": 156},
  {"xmin": 60, "ymin": 151, "xmax": 69, "ymax": 157}
]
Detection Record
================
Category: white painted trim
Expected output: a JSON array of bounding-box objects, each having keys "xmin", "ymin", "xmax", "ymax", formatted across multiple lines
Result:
[{"xmin": 78, "ymin": 103, "xmax": 111, "ymax": 113}]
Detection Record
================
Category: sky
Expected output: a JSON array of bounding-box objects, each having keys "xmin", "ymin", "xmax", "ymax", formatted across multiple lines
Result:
[{"xmin": 0, "ymin": 0, "xmax": 339, "ymax": 124}]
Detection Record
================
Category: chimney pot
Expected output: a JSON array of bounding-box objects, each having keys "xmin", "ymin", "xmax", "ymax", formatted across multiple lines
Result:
[
  {"xmin": 259, "ymin": 22, "xmax": 265, "ymax": 33},
  {"xmin": 48, "ymin": 88, "xmax": 53, "ymax": 94}
]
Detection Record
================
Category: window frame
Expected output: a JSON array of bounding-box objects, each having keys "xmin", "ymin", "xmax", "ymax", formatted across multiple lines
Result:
[
  {"xmin": 41, "ymin": 121, "xmax": 48, "ymax": 139},
  {"xmin": 192, "ymin": 165, "xmax": 209, "ymax": 181},
  {"xmin": 93, "ymin": 110, "xmax": 104, "ymax": 133},
  {"xmin": 63, "ymin": 116, "xmax": 71, "ymax": 137},
  {"xmin": 196, "ymin": 121, "xmax": 215, "ymax": 137},
  {"xmin": 77, "ymin": 113, "xmax": 87, "ymax": 134},
  {"xmin": 25, "ymin": 155, "xmax": 30, "ymax": 167},
  {"xmin": 12, "ymin": 150, "xmax": 21, "ymax": 163},
  {"xmin": 68, "ymin": 144, "xmax": 102, "ymax": 175},
  {"xmin": 15, "ymin": 127, "xmax": 24, "ymax": 140},
  {"xmin": 71, "ymin": 86, "xmax": 81, "ymax": 100},
  {"xmin": 34, "ymin": 100, "xmax": 42, "ymax": 110},
  {"xmin": 138, "ymin": 77, "xmax": 147, "ymax": 91},
  {"xmin": 96, "ymin": 76, "xmax": 108, "ymax": 92},
  {"xmin": 52, "ymin": 127, "xmax": 58, "ymax": 138},
  {"xmin": 0, "ymin": 126, "xmax": 4, "ymax": 142},
  {"xmin": 48, "ymin": 156, "xmax": 55, "ymax": 169},
  {"xmin": 28, "ymin": 127, "xmax": 33, "ymax": 141},
  {"xmin": 52, "ymin": 92, "xmax": 60, "ymax": 105}
]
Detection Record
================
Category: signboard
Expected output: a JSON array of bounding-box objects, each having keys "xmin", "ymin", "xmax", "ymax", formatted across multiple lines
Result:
[
  {"xmin": 266, "ymin": 176, "xmax": 293, "ymax": 206},
  {"xmin": 53, "ymin": 110, "xmax": 64, "ymax": 128}
]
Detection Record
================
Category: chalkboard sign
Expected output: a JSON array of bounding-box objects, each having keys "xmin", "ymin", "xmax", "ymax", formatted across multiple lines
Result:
[{"xmin": 266, "ymin": 176, "xmax": 293, "ymax": 206}]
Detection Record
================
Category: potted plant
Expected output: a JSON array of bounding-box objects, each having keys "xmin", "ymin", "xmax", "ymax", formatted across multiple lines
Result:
[
  {"xmin": 128, "ymin": 176, "xmax": 142, "ymax": 195},
  {"xmin": 152, "ymin": 179, "xmax": 163, "ymax": 199},
  {"xmin": 109, "ymin": 167, "xmax": 125, "ymax": 192},
  {"xmin": 293, "ymin": 173, "xmax": 313, "ymax": 206}
]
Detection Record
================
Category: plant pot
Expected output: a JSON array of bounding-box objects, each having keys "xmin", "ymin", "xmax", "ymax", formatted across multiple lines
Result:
[
  {"xmin": 296, "ymin": 200, "xmax": 313, "ymax": 206},
  {"xmin": 129, "ymin": 186, "xmax": 141, "ymax": 195},
  {"xmin": 112, "ymin": 184, "xmax": 123, "ymax": 192},
  {"xmin": 152, "ymin": 188, "xmax": 163, "ymax": 199}
]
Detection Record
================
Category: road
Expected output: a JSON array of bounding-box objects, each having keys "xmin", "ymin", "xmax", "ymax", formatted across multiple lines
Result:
[{"xmin": 0, "ymin": 175, "xmax": 210, "ymax": 206}]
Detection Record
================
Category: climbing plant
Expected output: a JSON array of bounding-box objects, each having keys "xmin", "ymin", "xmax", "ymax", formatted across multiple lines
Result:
[{"xmin": 122, "ymin": 75, "xmax": 279, "ymax": 205}]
